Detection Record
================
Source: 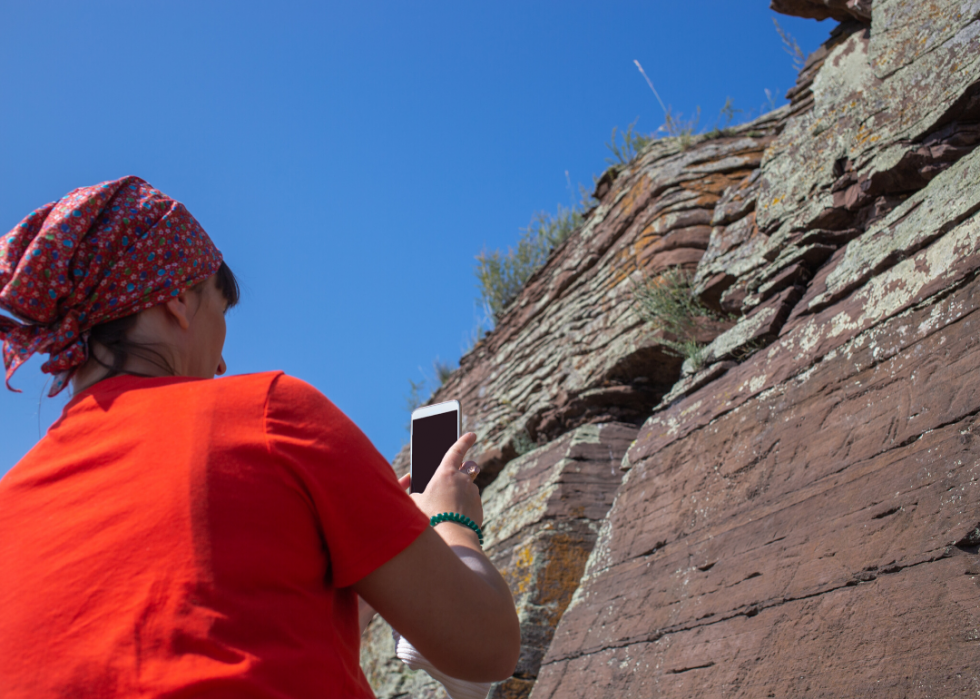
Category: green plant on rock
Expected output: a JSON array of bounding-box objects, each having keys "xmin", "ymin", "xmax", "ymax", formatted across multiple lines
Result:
[
  {"xmin": 404, "ymin": 378, "xmax": 427, "ymax": 432},
  {"xmin": 633, "ymin": 59, "xmax": 749, "ymax": 150},
  {"xmin": 460, "ymin": 322, "xmax": 489, "ymax": 356},
  {"xmin": 633, "ymin": 58, "xmax": 701, "ymax": 149},
  {"xmin": 403, "ymin": 357, "xmax": 458, "ymax": 433},
  {"xmin": 662, "ymin": 105, "xmax": 701, "ymax": 148},
  {"xmin": 631, "ymin": 267, "xmax": 726, "ymax": 371},
  {"xmin": 433, "ymin": 358, "xmax": 454, "ymax": 386},
  {"xmin": 476, "ymin": 204, "xmax": 584, "ymax": 319},
  {"xmin": 579, "ymin": 180, "xmax": 599, "ymax": 210},
  {"xmin": 704, "ymin": 97, "xmax": 742, "ymax": 139},
  {"xmin": 606, "ymin": 119, "xmax": 654, "ymax": 165},
  {"xmin": 676, "ymin": 339, "xmax": 708, "ymax": 370}
]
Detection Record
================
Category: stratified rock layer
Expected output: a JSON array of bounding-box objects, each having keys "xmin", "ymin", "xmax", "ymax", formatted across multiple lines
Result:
[
  {"xmin": 532, "ymin": 0, "xmax": 980, "ymax": 696},
  {"xmin": 389, "ymin": 111, "xmax": 789, "ymax": 484},
  {"xmin": 534, "ymin": 268, "xmax": 980, "ymax": 697},
  {"xmin": 368, "ymin": 0, "xmax": 980, "ymax": 696}
]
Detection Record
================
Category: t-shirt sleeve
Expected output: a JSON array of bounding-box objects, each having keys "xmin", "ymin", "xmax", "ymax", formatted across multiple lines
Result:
[{"xmin": 263, "ymin": 373, "xmax": 429, "ymax": 588}]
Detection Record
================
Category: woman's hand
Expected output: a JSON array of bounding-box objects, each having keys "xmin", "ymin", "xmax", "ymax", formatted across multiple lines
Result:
[
  {"xmin": 409, "ymin": 433, "xmax": 483, "ymax": 527},
  {"xmin": 360, "ymin": 437, "xmax": 485, "ymax": 638}
]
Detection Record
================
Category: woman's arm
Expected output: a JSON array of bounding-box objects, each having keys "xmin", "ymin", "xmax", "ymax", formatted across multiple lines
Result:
[
  {"xmin": 352, "ymin": 434, "xmax": 520, "ymax": 683},
  {"xmin": 354, "ymin": 528, "xmax": 519, "ymax": 682},
  {"xmin": 358, "ymin": 596, "xmax": 378, "ymax": 636}
]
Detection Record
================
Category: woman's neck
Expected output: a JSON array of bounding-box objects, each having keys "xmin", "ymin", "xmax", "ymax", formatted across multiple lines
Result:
[{"xmin": 71, "ymin": 343, "xmax": 177, "ymax": 394}]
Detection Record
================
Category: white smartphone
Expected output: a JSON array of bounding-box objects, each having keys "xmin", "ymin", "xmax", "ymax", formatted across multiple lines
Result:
[{"xmin": 410, "ymin": 400, "xmax": 461, "ymax": 494}]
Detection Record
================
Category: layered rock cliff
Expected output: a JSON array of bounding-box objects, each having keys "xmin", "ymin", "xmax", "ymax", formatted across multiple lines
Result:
[{"xmin": 363, "ymin": 0, "xmax": 980, "ymax": 696}]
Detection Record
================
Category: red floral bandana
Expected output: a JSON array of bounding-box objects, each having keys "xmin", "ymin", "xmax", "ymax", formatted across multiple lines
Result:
[{"xmin": 0, "ymin": 176, "xmax": 223, "ymax": 395}]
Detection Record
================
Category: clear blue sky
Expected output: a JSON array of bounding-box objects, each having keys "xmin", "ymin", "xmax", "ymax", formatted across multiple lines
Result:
[{"xmin": 0, "ymin": 1, "xmax": 830, "ymax": 475}]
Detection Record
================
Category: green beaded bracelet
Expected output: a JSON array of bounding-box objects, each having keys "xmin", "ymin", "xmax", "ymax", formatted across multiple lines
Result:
[{"xmin": 430, "ymin": 512, "xmax": 484, "ymax": 547}]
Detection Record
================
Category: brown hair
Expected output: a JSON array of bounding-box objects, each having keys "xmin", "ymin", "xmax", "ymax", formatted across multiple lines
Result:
[{"xmin": 86, "ymin": 261, "xmax": 240, "ymax": 379}]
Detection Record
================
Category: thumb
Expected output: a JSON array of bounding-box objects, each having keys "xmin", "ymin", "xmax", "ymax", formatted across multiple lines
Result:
[
  {"xmin": 436, "ymin": 432, "xmax": 477, "ymax": 476},
  {"xmin": 397, "ymin": 472, "xmax": 411, "ymax": 492}
]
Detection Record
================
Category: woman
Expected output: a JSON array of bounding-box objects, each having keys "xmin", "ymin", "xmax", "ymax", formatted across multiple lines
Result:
[{"xmin": 0, "ymin": 176, "xmax": 520, "ymax": 697}]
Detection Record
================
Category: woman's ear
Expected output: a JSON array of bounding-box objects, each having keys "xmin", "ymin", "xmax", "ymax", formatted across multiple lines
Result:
[{"xmin": 164, "ymin": 291, "xmax": 193, "ymax": 330}]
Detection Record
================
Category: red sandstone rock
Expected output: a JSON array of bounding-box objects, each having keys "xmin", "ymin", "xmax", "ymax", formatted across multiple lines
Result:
[
  {"xmin": 534, "ymin": 272, "xmax": 980, "ymax": 697},
  {"xmin": 771, "ymin": 0, "xmax": 872, "ymax": 23},
  {"xmin": 390, "ymin": 126, "xmax": 783, "ymax": 483},
  {"xmin": 368, "ymin": 3, "xmax": 980, "ymax": 696}
]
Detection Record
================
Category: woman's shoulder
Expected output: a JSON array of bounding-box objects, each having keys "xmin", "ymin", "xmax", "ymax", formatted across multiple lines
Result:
[
  {"xmin": 71, "ymin": 371, "xmax": 291, "ymax": 407},
  {"xmin": 209, "ymin": 371, "xmax": 327, "ymax": 406},
  {"xmin": 213, "ymin": 370, "xmax": 287, "ymax": 391},
  {"xmin": 203, "ymin": 371, "xmax": 337, "ymax": 415}
]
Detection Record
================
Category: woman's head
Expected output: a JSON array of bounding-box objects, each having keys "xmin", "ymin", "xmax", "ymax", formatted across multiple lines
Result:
[
  {"xmin": 84, "ymin": 261, "xmax": 240, "ymax": 386},
  {"xmin": 0, "ymin": 176, "xmax": 233, "ymax": 394}
]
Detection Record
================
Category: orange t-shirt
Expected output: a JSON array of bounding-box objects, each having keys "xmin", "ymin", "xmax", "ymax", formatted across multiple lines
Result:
[{"xmin": 0, "ymin": 372, "xmax": 428, "ymax": 698}]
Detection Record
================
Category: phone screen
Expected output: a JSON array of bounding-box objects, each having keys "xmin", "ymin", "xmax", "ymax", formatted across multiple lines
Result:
[{"xmin": 411, "ymin": 410, "xmax": 458, "ymax": 494}]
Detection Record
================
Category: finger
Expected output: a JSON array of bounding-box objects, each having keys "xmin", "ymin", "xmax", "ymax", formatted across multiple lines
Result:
[
  {"xmin": 397, "ymin": 473, "xmax": 411, "ymax": 492},
  {"xmin": 436, "ymin": 432, "xmax": 477, "ymax": 475}
]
